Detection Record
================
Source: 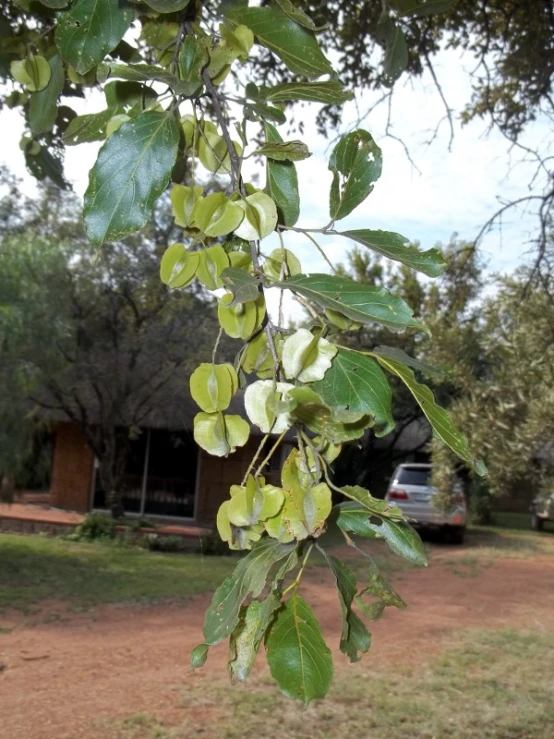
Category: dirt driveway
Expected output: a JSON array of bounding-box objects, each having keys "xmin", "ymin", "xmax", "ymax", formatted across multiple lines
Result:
[{"xmin": 2, "ymin": 537, "xmax": 554, "ymax": 739}]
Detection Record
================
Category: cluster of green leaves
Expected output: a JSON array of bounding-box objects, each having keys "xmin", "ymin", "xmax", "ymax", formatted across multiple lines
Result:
[{"xmin": 6, "ymin": 0, "xmax": 484, "ymax": 702}]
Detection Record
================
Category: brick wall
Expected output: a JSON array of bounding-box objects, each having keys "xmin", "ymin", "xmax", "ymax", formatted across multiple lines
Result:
[
  {"xmin": 195, "ymin": 437, "xmax": 267, "ymax": 525},
  {"xmin": 50, "ymin": 423, "xmax": 94, "ymax": 512}
]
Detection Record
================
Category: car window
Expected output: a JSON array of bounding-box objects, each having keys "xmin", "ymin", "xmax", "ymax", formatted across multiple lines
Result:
[{"xmin": 395, "ymin": 467, "xmax": 431, "ymax": 486}]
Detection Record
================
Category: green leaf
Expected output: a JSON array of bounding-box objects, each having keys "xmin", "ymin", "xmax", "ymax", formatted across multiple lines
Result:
[
  {"xmin": 339, "ymin": 485, "xmax": 401, "ymax": 517},
  {"xmin": 288, "ymin": 387, "xmax": 372, "ymax": 443},
  {"xmin": 389, "ymin": 0, "xmax": 456, "ymax": 17},
  {"xmin": 143, "ymin": 0, "xmax": 190, "ymax": 12},
  {"xmin": 84, "ymin": 111, "xmax": 180, "ymax": 245},
  {"xmin": 356, "ymin": 567, "xmax": 406, "ymax": 621},
  {"xmin": 264, "ymin": 122, "xmax": 300, "ymax": 227},
  {"xmin": 226, "ymin": 6, "xmax": 332, "ymax": 79},
  {"xmin": 105, "ymin": 113, "xmax": 130, "ymax": 137},
  {"xmin": 104, "ymin": 80, "xmax": 158, "ymax": 111},
  {"xmin": 374, "ymin": 345, "xmax": 444, "ymax": 378},
  {"xmin": 329, "ymin": 130, "xmax": 383, "ymax": 221},
  {"xmin": 24, "ymin": 146, "xmax": 70, "ymax": 189},
  {"xmin": 229, "ymin": 594, "xmax": 281, "ymax": 681},
  {"xmin": 28, "ymin": 54, "xmax": 65, "ymax": 135},
  {"xmin": 335, "ymin": 502, "xmax": 380, "ymax": 538},
  {"xmin": 273, "ymin": 0, "xmax": 320, "ymax": 30},
  {"xmin": 159, "ymin": 243, "xmax": 199, "ymax": 288},
  {"xmin": 38, "ymin": 0, "xmax": 70, "ymax": 7},
  {"xmin": 320, "ymin": 550, "xmax": 372, "ymax": 662},
  {"xmin": 55, "ymin": 0, "xmax": 135, "ymax": 75},
  {"xmin": 277, "ymin": 273, "xmax": 426, "ymax": 333},
  {"xmin": 367, "ymin": 518, "xmax": 427, "ymax": 566},
  {"xmin": 245, "ymin": 102, "xmax": 287, "ymax": 124},
  {"xmin": 220, "ymin": 267, "xmax": 261, "ymax": 306},
  {"xmin": 203, "ymin": 537, "xmax": 295, "ymax": 645},
  {"xmin": 98, "ymin": 61, "xmax": 195, "ymax": 96},
  {"xmin": 312, "ymin": 348, "xmax": 394, "ymax": 436},
  {"xmin": 265, "ymin": 81, "xmax": 353, "ymax": 105},
  {"xmin": 190, "ymin": 643, "xmax": 209, "ymax": 669},
  {"xmin": 342, "ymin": 230, "xmax": 446, "ymax": 277},
  {"xmin": 63, "ymin": 109, "xmax": 115, "ymax": 145},
  {"xmin": 378, "ymin": 15, "xmax": 409, "ymax": 85},
  {"xmin": 178, "ymin": 33, "xmax": 208, "ymax": 92},
  {"xmin": 255, "ymin": 140, "xmax": 311, "ymax": 162},
  {"xmin": 374, "ymin": 355, "xmax": 487, "ymax": 475},
  {"xmin": 266, "ymin": 594, "xmax": 333, "ymax": 703}
]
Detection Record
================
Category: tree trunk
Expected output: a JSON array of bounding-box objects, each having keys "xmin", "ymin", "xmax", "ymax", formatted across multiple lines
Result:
[
  {"xmin": 0, "ymin": 472, "xmax": 15, "ymax": 504},
  {"xmin": 97, "ymin": 427, "xmax": 130, "ymax": 520}
]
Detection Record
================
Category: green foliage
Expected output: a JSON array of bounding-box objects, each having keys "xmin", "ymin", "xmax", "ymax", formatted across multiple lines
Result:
[
  {"xmin": 73, "ymin": 513, "xmax": 116, "ymax": 541},
  {"xmin": 343, "ymin": 230, "xmax": 446, "ymax": 278},
  {"xmin": 266, "ymin": 594, "xmax": 333, "ymax": 702},
  {"xmin": 1, "ymin": 0, "xmax": 485, "ymax": 702},
  {"xmin": 329, "ymin": 130, "xmax": 382, "ymax": 220},
  {"xmin": 55, "ymin": 0, "xmax": 134, "ymax": 75},
  {"xmin": 431, "ymin": 257, "xmax": 554, "ymax": 515},
  {"xmin": 84, "ymin": 111, "xmax": 180, "ymax": 244}
]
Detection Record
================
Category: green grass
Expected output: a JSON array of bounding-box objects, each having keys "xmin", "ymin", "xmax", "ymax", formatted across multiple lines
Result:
[
  {"xmin": 489, "ymin": 510, "xmax": 554, "ymax": 532},
  {"xmin": 112, "ymin": 629, "xmax": 554, "ymax": 739},
  {"xmin": 0, "ymin": 533, "xmax": 235, "ymax": 612}
]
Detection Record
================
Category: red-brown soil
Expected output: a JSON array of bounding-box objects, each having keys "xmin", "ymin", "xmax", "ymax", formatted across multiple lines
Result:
[{"xmin": 2, "ymin": 544, "xmax": 554, "ymax": 739}]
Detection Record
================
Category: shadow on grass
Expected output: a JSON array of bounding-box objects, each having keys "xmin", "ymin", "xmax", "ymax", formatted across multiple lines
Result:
[{"xmin": 0, "ymin": 533, "xmax": 235, "ymax": 613}]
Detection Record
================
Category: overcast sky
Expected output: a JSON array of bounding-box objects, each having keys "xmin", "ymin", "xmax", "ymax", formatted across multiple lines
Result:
[{"xmin": 1, "ymin": 45, "xmax": 550, "ymax": 320}]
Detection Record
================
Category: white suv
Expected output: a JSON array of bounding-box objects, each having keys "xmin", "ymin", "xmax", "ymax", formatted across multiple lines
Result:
[{"xmin": 385, "ymin": 463, "xmax": 467, "ymax": 544}]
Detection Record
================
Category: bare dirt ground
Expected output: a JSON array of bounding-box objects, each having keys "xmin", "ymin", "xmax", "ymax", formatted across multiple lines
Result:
[{"xmin": 2, "ymin": 541, "xmax": 554, "ymax": 739}]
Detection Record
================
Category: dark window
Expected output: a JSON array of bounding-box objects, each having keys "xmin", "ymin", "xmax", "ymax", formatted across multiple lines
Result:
[
  {"xmin": 396, "ymin": 467, "xmax": 431, "ymax": 486},
  {"xmin": 93, "ymin": 432, "xmax": 147, "ymax": 513},
  {"xmin": 144, "ymin": 430, "xmax": 197, "ymax": 518}
]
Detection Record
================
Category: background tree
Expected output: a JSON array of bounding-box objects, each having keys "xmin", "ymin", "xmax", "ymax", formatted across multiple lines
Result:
[
  {"xmin": 432, "ymin": 247, "xmax": 554, "ymax": 521},
  {"xmin": 331, "ymin": 238, "xmax": 484, "ymax": 494},
  {"xmin": 0, "ymin": 181, "xmax": 225, "ymax": 517}
]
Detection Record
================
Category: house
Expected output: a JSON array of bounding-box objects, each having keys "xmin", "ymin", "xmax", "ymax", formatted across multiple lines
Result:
[{"xmin": 47, "ymin": 392, "xmax": 289, "ymax": 527}]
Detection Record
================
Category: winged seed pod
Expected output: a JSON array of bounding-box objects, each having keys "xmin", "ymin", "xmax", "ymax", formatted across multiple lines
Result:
[
  {"xmin": 244, "ymin": 380, "xmax": 295, "ymax": 434},
  {"xmin": 282, "ymin": 328, "xmax": 337, "ymax": 382},
  {"xmin": 189, "ymin": 363, "xmax": 239, "ymax": 413}
]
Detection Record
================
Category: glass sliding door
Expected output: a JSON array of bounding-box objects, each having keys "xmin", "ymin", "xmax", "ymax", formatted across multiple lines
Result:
[
  {"xmin": 143, "ymin": 430, "xmax": 197, "ymax": 518},
  {"xmin": 92, "ymin": 431, "xmax": 147, "ymax": 513}
]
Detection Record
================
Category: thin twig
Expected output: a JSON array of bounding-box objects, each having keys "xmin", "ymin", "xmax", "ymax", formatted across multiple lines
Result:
[{"xmin": 424, "ymin": 52, "xmax": 454, "ymax": 151}]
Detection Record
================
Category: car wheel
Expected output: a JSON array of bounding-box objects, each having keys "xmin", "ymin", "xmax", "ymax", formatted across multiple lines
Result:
[
  {"xmin": 448, "ymin": 527, "xmax": 466, "ymax": 545},
  {"xmin": 531, "ymin": 513, "xmax": 544, "ymax": 532}
]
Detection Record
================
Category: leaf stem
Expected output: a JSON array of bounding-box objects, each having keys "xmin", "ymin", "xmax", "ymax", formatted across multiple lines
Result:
[
  {"xmin": 254, "ymin": 428, "xmax": 288, "ymax": 477},
  {"xmin": 211, "ymin": 326, "xmax": 223, "ymax": 364},
  {"xmin": 298, "ymin": 230, "xmax": 337, "ymax": 274},
  {"xmin": 241, "ymin": 432, "xmax": 271, "ymax": 486},
  {"xmin": 201, "ymin": 69, "xmax": 243, "ymax": 192},
  {"xmin": 282, "ymin": 543, "xmax": 313, "ymax": 597}
]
